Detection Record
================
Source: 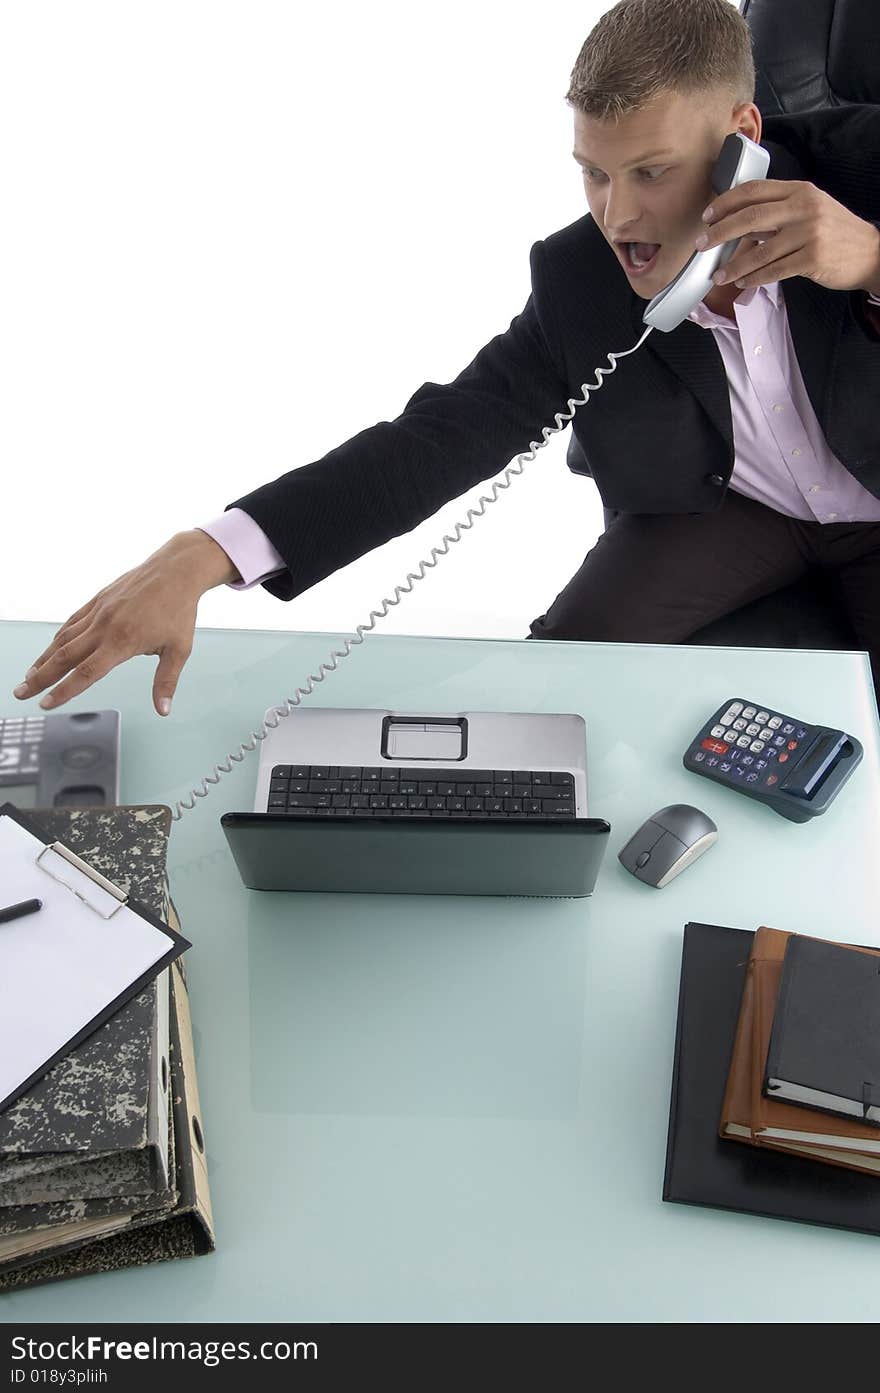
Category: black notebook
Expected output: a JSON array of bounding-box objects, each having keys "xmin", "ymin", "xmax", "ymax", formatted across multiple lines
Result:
[
  {"xmin": 663, "ymin": 922, "xmax": 880, "ymax": 1239},
  {"xmin": 765, "ymin": 936, "xmax": 880, "ymax": 1125}
]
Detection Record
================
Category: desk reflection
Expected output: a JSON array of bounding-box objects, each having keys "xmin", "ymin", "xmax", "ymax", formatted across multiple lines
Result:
[{"xmin": 245, "ymin": 892, "xmax": 593, "ymax": 1119}]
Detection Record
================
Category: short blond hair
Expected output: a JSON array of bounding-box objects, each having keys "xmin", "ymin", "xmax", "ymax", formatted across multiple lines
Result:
[{"xmin": 567, "ymin": 0, "xmax": 755, "ymax": 121}]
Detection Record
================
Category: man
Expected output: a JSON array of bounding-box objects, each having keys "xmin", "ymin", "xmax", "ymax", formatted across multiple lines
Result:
[{"xmin": 13, "ymin": 0, "xmax": 880, "ymax": 717}]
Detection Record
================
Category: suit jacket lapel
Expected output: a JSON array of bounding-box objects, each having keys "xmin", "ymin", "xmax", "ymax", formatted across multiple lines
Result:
[{"xmin": 629, "ymin": 292, "xmax": 734, "ymax": 453}]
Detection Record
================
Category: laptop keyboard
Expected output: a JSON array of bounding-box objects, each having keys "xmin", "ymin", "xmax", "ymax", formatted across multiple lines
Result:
[{"xmin": 267, "ymin": 765, "xmax": 577, "ymax": 818}]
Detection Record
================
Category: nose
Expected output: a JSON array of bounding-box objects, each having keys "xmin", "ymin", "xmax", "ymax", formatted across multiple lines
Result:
[{"xmin": 604, "ymin": 182, "xmax": 642, "ymax": 238}]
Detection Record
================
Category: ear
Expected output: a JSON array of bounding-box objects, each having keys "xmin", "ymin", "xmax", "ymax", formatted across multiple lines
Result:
[{"xmin": 733, "ymin": 100, "xmax": 762, "ymax": 146}]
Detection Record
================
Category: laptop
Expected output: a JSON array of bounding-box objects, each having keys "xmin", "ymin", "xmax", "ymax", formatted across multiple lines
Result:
[{"xmin": 221, "ymin": 707, "xmax": 611, "ymax": 897}]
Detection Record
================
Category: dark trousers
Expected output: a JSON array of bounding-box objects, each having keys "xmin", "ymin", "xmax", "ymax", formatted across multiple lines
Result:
[{"xmin": 527, "ymin": 490, "xmax": 880, "ymax": 699}]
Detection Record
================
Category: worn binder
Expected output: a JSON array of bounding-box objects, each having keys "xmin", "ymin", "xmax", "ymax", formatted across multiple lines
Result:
[
  {"xmin": 0, "ymin": 958, "xmax": 215, "ymax": 1288},
  {"xmin": 664, "ymin": 922, "xmax": 880, "ymax": 1239},
  {"xmin": 0, "ymin": 1153, "xmax": 177, "ymax": 1263},
  {"xmin": 0, "ymin": 806, "xmax": 182, "ymax": 1199}
]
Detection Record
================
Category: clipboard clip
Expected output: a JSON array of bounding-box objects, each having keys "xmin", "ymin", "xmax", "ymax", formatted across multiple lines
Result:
[{"xmin": 35, "ymin": 841, "xmax": 129, "ymax": 920}]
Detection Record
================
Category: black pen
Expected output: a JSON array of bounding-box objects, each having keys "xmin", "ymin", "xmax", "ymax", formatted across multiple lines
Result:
[{"xmin": 0, "ymin": 898, "xmax": 43, "ymax": 925}]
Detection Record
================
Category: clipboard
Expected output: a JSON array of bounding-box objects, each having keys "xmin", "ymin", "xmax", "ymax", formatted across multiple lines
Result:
[{"xmin": 0, "ymin": 803, "xmax": 191, "ymax": 1116}]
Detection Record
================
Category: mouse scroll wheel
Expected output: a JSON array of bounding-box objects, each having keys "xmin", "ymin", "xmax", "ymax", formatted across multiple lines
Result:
[{"xmin": 636, "ymin": 851, "xmax": 651, "ymax": 868}]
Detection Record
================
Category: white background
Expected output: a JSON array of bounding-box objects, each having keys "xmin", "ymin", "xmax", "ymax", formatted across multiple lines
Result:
[{"xmin": 1, "ymin": 1, "xmax": 615, "ymax": 642}]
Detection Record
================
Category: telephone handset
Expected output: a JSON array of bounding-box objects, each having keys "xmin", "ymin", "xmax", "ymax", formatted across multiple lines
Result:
[
  {"xmin": 643, "ymin": 131, "xmax": 770, "ymax": 332},
  {"xmin": 170, "ymin": 133, "xmax": 770, "ymax": 824}
]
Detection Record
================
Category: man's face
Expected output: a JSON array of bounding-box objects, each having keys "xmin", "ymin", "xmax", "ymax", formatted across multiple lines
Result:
[{"xmin": 573, "ymin": 88, "xmax": 760, "ymax": 300}]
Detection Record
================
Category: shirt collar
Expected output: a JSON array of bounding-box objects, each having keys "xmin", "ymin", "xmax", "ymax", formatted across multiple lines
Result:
[{"xmin": 687, "ymin": 278, "xmax": 782, "ymax": 328}]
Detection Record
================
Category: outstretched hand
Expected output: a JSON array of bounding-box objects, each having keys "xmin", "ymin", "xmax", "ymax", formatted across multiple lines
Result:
[{"xmin": 12, "ymin": 530, "xmax": 239, "ymax": 716}]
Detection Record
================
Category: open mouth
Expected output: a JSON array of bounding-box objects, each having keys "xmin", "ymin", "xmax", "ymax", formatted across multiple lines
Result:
[{"xmin": 618, "ymin": 241, "xmax": 661, "ymax": 275}]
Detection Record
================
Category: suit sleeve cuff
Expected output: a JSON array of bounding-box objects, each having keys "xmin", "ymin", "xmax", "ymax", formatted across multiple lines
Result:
[
  {"xmin": 196, "ymin": 509, "xmax": 287, "ymax": 590},
  {"xmin": 864, "ymin": 292, "xmax": 880, "ymax": 337}
]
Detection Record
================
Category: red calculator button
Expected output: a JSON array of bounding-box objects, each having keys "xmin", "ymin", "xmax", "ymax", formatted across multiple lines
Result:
[
  {"xmin": 701, "ymin": 738, "xmax": 729, "ymax": 754},
  {"xmin": 766, "ymin": 773, "xmax": 779, "ymax": 786},
  {"xmin": 787, "ymin": 740, "xmax": 798, "ymax": 751},
  {"xmin": 778, "ymin": 753, "xmax": 789, "ymax": 763}
]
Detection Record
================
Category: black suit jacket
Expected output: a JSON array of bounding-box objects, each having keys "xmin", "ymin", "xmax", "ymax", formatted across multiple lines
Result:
[{"xmin": 230, "ymin": 104, "xmax": 880, "ymax": 603}]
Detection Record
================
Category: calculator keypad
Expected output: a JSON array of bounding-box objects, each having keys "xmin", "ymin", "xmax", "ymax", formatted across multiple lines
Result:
[{"xmin": 690, "ymin": 699, "xmax": 811, "ymax": 793}]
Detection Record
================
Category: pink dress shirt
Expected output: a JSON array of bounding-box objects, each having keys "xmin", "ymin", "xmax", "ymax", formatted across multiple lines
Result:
[{"xmin": 198, "ymin": 289, "xmax": 880, "ymax": 589}]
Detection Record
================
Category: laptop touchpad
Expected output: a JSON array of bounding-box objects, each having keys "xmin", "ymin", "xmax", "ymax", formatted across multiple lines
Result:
[{"xmin": 383, "ymin": 717, "xmax": 464, "ymax": 760}]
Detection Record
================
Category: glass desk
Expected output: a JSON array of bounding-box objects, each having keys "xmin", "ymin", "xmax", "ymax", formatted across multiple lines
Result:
[{"xmin": 1, "ymin": 620, "xmax": 879, "ymax": 1322}]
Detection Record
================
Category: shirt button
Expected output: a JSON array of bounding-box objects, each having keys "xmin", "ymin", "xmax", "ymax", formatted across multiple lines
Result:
[
  {"xmin": 808, "ymin": 484, "xmax": 821, "ymax": 493},
  {"xmin": 772, "ymin": 403, "xmax": 785, "ymax": 412},
  {"xmin": 828, "ymin": 513, "xmax": 839, "ymax": 520},
  {"xmin": 791, "ymin": 448, "xmax": 802, "ymax": 457},
  {"xmin": 753, "ymin": 344, "xmax": 763, "ymax": 355},
  {"xmin": 706, "ymin": 474, "xmax": 725, "ymax": 486}
]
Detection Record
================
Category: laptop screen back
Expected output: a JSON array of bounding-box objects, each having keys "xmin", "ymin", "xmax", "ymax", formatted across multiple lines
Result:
[{"xmin": 221, "ymin": 813, "xmax": 611, "ymax": 898}]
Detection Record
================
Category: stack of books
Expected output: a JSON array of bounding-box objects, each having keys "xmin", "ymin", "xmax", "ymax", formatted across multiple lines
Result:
[
  {"xmin": 719, "ymin": 926, "xmax": 880, "ymax": 1175},
  {"xmin": 664, "ymin": 921, "xmax": 880, "ymax": 1237},
  {"xmin": 0, "ymin": 805, "xmax": 214, "ymax": 1292}
]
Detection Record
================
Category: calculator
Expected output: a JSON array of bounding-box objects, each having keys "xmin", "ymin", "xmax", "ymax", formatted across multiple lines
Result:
[
  {"xmin": 0, "ymin": 709, "xmax": 120, "ymax": 809},
  {"xmin": 682, "ymin": 697, "xmax": 862, "ymax": 822}
]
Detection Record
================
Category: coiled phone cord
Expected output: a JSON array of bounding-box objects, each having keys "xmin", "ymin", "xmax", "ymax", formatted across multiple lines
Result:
[{"xmin": 170, "ymin": 321, "xmax": 655, "ymax": 821}]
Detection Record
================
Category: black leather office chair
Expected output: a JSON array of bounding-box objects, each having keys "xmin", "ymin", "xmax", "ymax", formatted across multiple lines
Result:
[{"xmin": 564, "ymin": 0, "xmax": 876, "ymax": 651}]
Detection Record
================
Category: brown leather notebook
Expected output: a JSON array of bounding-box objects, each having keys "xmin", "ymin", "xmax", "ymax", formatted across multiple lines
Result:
[{"xmin": 719, "ymin": 926, "xmax": 880, "ymax": 1175}]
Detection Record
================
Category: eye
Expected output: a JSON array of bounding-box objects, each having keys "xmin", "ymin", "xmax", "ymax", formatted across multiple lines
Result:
[{"xmin": 579, "ymin": 166, "xmax": 666, "ymax": 183}]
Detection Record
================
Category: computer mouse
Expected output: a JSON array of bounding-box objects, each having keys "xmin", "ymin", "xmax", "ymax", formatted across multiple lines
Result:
[{"xmin": 617, "ymin": 804, "xmax": 718, "ymax": 888}]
